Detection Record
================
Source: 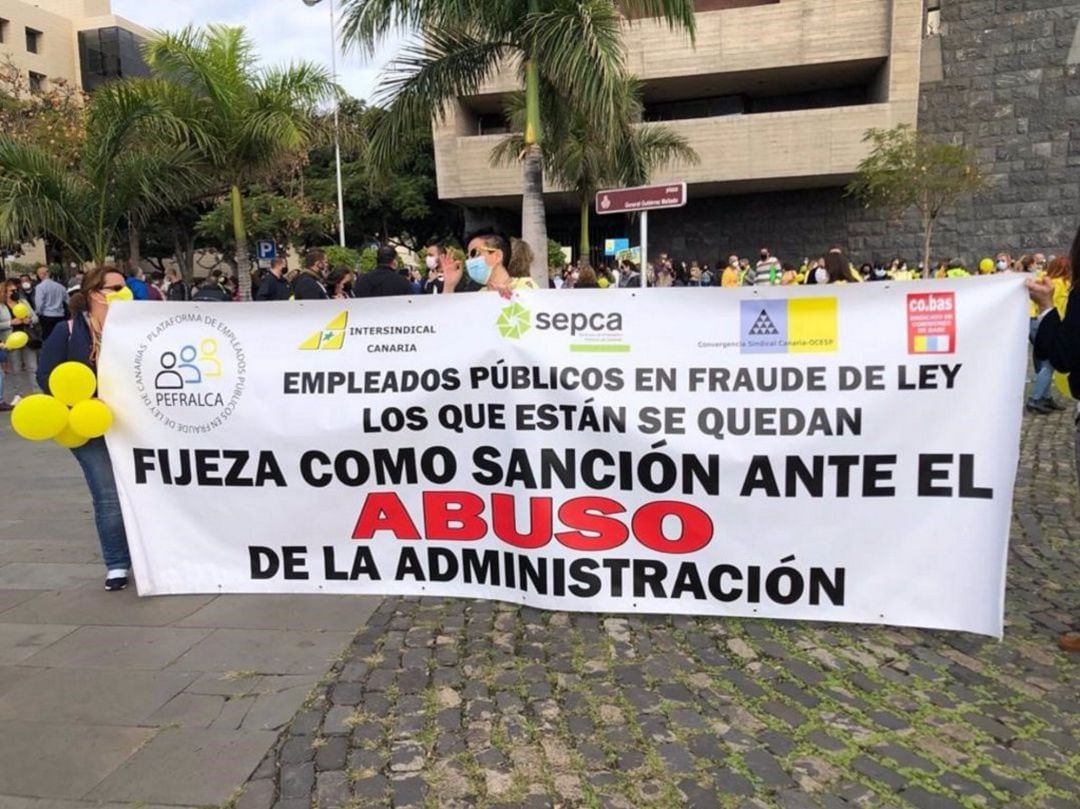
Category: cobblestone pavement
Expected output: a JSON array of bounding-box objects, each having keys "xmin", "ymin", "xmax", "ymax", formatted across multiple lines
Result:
[{"xmin": 246, "ymin": 411, "xmax": 1078, "ymax": 809}]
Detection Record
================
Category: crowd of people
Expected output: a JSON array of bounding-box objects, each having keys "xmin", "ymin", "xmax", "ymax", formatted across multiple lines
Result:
[{"xmin": 555, "ymin": 248, "xmax": 1054, "ymax": 289}]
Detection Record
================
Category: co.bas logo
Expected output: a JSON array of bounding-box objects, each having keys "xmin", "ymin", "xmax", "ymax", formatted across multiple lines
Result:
[
  {"xmin": 496, "ymin": 303, "xmax": 629, "ymax": 352},
  {"xmin": 133, "ymin": 313, "xmax": 246, "ymax": 434}
]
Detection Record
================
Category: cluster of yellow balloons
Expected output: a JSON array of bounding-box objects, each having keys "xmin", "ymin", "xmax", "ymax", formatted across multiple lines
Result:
[
  {"xmin": 10, "ymin": 363, "xmax": 114, "ymax": 448},
  {"xmin": 3, "ymin": 303, "xmax": 34, "ymax": 350}
]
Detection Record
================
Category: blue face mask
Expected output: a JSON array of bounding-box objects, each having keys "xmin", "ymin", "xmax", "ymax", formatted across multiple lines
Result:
[{"xmin": 466, "ymin": 256, "xmax": 491, "ymax": 286}]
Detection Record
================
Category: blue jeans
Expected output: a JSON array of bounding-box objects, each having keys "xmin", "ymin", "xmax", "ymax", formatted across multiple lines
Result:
[
  {"xmin": 71, "ymin": 438, "xmax": 131, "ymax": 571},
  {"xmin": 1029, "ymin": 318, "xmax": 1054, "ymax": 402}
]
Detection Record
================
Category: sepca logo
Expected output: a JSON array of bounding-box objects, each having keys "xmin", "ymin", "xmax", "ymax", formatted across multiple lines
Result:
[
  {"xmin": 496, "ymin": 303, "xmax": 531, "ymax": 339},
  {"xmin": 300, "ymin": 312, "xmax": 348, "ymax": 350},
  {"xmin": 536, "ymin": 311, "xmax": 623, "ymax": 336}
]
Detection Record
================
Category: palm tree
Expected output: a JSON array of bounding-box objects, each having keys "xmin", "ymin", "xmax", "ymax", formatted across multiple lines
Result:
[
  {"xmin": 492, "ymin": 76, "xmax": 698, "ymax": 260},
  {"xmin": 341, "ymin": 0, "xmax": 697, "ymax": 288},
  {"xmin": 0, "ymin": 79, "xmax": 207, "ymax": 267},
  {"xmin": 143, "ymin": 25, "xmax": 336, "ymax": 299}
]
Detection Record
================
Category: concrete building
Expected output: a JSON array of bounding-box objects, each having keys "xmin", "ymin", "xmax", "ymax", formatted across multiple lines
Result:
[
  {"xmin": 0, "ymin": 0, "xmax": 152, "ymax": 266},
  {"xmin": 434, "ymin": 0, "xmax": 1080, "ymax": 266},
  {"xmin": 0, "ymin": 0, "xmax": 151, "ymax": 94}
]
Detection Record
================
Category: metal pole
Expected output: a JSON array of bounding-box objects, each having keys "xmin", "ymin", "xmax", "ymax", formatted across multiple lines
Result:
[
  {"xmin": 329, "ymin": 0, "xmax": 346, "ymax": 247},
  {"xmin": 640, "ymin": 211, "xmax": 648, "ymax": 289}
]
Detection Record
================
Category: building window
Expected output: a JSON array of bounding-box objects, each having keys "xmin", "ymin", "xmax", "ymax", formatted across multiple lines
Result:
[
  {"xmin": 0, "ymin": 19, "xmax": 9, "ymax": 44},
  {"xmin": 28, "ymin": 72, "xmax": 46, "ymax": 94},
  {"xmin": 78, "ymin": 27, "xmax": 150, "ymax": 92},
  {"xmin": 926, "ymin": 1, "xmax": 941, "ymax": 36},
  {"xmin": 25, "ymin": 27, "xmax": 42, "ymax": 54}
]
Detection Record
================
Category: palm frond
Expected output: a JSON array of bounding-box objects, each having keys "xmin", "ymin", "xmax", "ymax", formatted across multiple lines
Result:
[
  {"xmin": 143, "ymin": 25, "xmax": 252, "ymax": 110},
  {"xmin": 617, "ymin": 123, "xmax": 698, "ymax": 187},
  {"xmin": 526, "ymin": 0, "xmax": 626, "ymax": 128},
  {"xmin": 0, "ymin": 137, "xmax": 93, "ymax": 261},
  {"xmin": 369, "ymin": 28, "xmax": 507, "ymax": 166},
  {"xmin": 340, "ymin": 0, "xmax": 513, "ymax": 55},
  {"xmin": 618, "ymin": 0, "xmax": 697, "ymax": 40}
]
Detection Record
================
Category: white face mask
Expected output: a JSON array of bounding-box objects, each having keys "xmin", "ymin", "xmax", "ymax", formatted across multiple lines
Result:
[
  {"xmin": 996, "ymin": 260, "xmax": 1008, "ymax": 271},
  {"xmin": 425, "ymin": 255, "xmax": 439, "ymax": 271}
]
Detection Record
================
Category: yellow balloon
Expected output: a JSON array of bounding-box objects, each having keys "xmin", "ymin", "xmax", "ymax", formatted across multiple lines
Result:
[
  {"xmin": 53, "ymin": 425, "xmax": 89, "ymax": 449},
  {"xmin": 68, "ymin": 398, "xmax": 113, "ymax": 439},
  {"xmin": 49, "ymin": 362, "xmax": 97, "ymax": 406},
  {"xmin": 10, "ymin": 394, "xmax": 69, "ymax": 441},
  {"xmin": 4, "ymin": 332, "xmax": 28, "ymax": 350},
  {"xmin": 1054, "ymin": 372, "xmax": 1072, "ymax": 400},
  {"xmin": 11, "ymin": 303, "xmax": 30, "ymax": 319}
]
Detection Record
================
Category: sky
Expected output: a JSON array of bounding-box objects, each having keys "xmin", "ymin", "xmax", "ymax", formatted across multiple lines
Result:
[{"xmin": 110, "ymin": 0, "xmax": 402, "ymax": 102}]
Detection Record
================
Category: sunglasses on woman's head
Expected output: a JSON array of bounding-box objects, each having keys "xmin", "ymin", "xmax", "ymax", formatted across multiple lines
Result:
[
  {"xmin": 101, "ymin": 284, "xmax": 126, "ymax": 293},
  {"xmin": 468, "ymin": 246, "xmax": 497, "ymax": 259}
]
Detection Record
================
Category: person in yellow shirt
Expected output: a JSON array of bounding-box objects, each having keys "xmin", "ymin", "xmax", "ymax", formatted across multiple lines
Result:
[{"xmin": 721, "ymin": 254, "xmax": 741, "ymax": 288}]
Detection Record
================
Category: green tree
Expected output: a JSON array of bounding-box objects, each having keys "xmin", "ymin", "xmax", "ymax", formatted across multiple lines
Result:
[
  {"xmin": 305, "ymin": 100, "xmax": 462, "ymax": 251},
  {"xmin": 493, "ymin": 76, "xmax": 697, "ymax": 259},
  {"xmin": 340, "ymin": 0, "xmax": 696, "ymax": 288},
  {"xmin": 846, "ymin": 125, "xmax": 987, "ymax": 277},
  {"xmin": 195, "ymin": 189, "xmax": 335, "ymax": 255},
  {"xmin": 142, "ymin": 25, "xmax": 336, "ymax": 298},
  {"xmin": 0, "ymin": 55, "xmax": 87, "ymax": 168},
  {"xmin": 0, "ymin": 79, "xmax": 207, "ymax": 267}
]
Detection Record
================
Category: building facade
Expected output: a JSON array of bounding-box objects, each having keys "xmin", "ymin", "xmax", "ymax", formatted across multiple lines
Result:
[
  {"xmin": 434, "ymin": 0, "xmax": 1080, "ymax": 265},
  {"xmin": 0, "ymin": 0, "xmax": 151, "ymax": 94},
  {"xmin": 0, "ymin": 0, "xmax": 152, "ymax": 266}
]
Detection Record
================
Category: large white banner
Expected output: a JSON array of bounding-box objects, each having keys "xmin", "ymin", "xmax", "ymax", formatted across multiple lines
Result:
[{"xmin": 100, "ymin": 277, "xmax": 1027, "ymax": 636}]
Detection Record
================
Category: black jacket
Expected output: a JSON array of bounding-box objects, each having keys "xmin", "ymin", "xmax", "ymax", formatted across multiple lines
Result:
[
  {"xmin": 353, "ymin": 265, "xmax": 413, "ymax": 298},
  {"xmin": 166, "ymin": 281, "xmax": 188, "ymax": 301},
  {"xmin": 255, "ymin": 273, "xmax": 291, "ymax": 301},
  {"xmin": 1034, "ymin": 290, "xmax": 1080, "ymax": 397},
  {"xmin": 191, "ymin": 282, "xmax": 230, "ymax": 302},
  {"xmin": 292, "ymin": 271, "xmax": 328, "ymax": 300},
  {"xmin": 38, "ymin": 315, "xmax": 94, "ymax": 391}
]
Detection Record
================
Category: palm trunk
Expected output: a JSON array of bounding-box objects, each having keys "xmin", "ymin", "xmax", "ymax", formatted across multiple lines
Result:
[
  {"xmin": 922, "ymin": 212, "xmax": 934, "ymax": 279},
  {"xmin": 578, "ymin": 197, "xmax": 590, "ymax": 262},
  {"xmin": 231, "ymin": 184, "xmax": 252, "ymax": 300},
  {"xmin": 128, "ymin": 219, "xmax": 140, "ymax": 265},
  {"xmin": 521, "ymin": 49, "xmax": 548, "ymax": 289},
  {"xmin": 173, "ymin": 228, "xmax": 195, "ymax": 287}
]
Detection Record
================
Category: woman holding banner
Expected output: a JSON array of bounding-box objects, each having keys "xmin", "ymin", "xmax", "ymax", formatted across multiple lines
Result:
[
  {"xmin": 1028, "ymin": 224, "xmax": 1080, "ymax": 653},
  {"xmin": 37, "ymin": 267, "xmax": 132, "ymax": 592}
]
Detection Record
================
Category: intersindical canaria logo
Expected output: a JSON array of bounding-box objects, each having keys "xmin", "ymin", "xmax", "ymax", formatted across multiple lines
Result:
[
  {"xmin": 299, "ymin": 312, "xmax": 349, "ymax": 351},
  {"xmin": 496, "ymin": 302, "xmax": 531, "ymax": 339}
]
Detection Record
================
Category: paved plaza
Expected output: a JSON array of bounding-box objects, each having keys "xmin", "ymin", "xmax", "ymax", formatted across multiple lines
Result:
[{"xmin": 0, "ymin": 365, "xmax": 1076, "ymax": 808}]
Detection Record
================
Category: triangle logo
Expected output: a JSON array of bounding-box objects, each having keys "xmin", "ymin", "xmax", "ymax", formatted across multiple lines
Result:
[
  {"xmin": 749, "ymin": 310, "xmax": 779, "ymax": 336},
  {"xmin": 300, "ymin": 311, "xmax": 349, "ymax": 350}
]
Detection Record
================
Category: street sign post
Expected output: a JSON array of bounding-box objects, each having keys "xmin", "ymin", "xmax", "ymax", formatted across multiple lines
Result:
[
  {"xmin": 255, "ymin": 240, "xmax": 277, "ymax": 262},
  {"xmin": 595, "ymin": 182, "xmax": 687, "ymax": 289}
]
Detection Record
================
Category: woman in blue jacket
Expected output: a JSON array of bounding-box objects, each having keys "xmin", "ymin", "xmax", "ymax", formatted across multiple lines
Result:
[{"xmin": 37, "ymin": 266, "xmax": 132, "ymax": 591}]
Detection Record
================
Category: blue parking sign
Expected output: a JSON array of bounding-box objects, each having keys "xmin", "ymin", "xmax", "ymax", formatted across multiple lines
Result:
[{"xmin": 255, "ymin": 240, "xmax": 277, "ymax": 260}]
